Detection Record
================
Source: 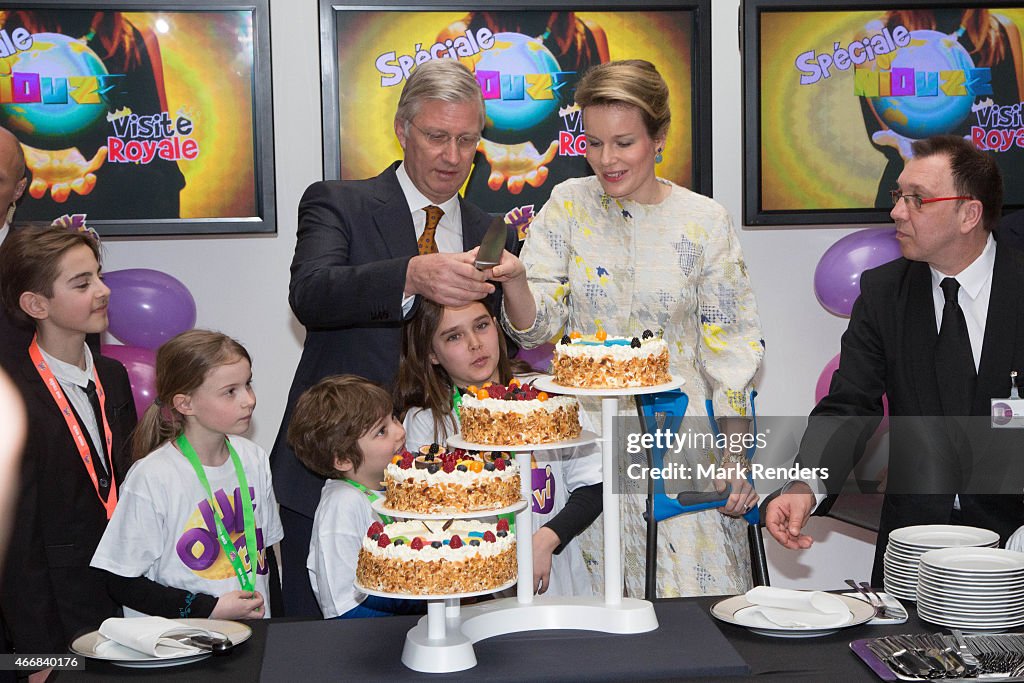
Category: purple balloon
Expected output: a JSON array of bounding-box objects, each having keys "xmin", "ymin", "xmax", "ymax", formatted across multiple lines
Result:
[
  {"xmin": 515, "ymin": 342, "xmax": 554, "ymax": 372},
  {"xmin": 104, "ymin": 269, "xmax": 197, "ymax": 349},
  {"xmin": 815, "ymin": 352, "xmax": 889, "ymax": 434},
  {"xmin": 814, "ymin": 228, "xmax": 901, "ymax": 317},
  {"xmin": 101, "ymin": 344, "xmax": 157, "ymax": 418}
]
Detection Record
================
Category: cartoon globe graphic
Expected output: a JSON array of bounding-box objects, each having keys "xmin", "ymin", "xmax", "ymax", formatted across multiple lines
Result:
[
  {"xmin": 0, "ymin": 32, "xmax": 110, "ymax": 149},
  {"xmin": 869, "ymin": 29, "xmax": 975, "ymax": 139},
  {"xmin": 474, "ymin": 32, "xmax": 561, "ymax": 140}
]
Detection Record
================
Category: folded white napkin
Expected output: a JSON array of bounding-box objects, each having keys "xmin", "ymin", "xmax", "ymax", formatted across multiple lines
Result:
[
  {"xmin": 741, "ymin": 586, "xmax": 852, "ymax": 629},
  {"xmin": 97, "ymin": 617, "xmax": 211, "ymax": 658},
  {"xmin": 1008, "ymin": 525, "xmax": 1024, "ymax": 552}
]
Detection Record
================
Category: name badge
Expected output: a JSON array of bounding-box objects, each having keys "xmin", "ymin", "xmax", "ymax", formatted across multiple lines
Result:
[{"xmin": 992, "ymin": 398, "xmax": 1024, "ymax": 428}]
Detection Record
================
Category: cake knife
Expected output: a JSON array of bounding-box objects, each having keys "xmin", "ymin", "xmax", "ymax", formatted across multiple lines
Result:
[{"xmin": 474, "ymin": 216, "xmax": 508, "ymax": 270}]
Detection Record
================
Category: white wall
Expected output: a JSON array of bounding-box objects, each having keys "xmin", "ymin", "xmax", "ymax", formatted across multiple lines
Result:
[{"xmin": 98, "ymin": 0, "xmax": 875, "ymax": 587}]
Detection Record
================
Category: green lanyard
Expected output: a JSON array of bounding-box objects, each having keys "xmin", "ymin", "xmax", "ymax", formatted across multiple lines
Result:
[
  {"xmin": 342, "ymin": 478, "xmax": 392, "ymax": 524},
  {"xmin": 452, "ymin": 385, "xmax": 463, "ymax": 420},
  {"xmin": 176, "ymin": 434, "xmax": 258, "ymax": 592}
]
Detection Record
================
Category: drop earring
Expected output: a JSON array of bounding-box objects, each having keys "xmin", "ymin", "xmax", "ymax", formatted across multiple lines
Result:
[
  {"xmin": 655, "ymin": 148, "xmax": 663, "ymax": 164},
  {"xmin": 5, "ymin": 202, "xmax": 15, "ymax": 226}
]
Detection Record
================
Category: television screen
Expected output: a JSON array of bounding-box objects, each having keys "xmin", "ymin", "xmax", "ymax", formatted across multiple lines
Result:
[
  {"xmin": 743, "ymin": 1, "xmax": 1024, "ymax": 225},
  {"xmin": 321, "ymin": 1, "xmax": 710, "ymax": 224},
  {"xmin": 0, "ymin": 2, "xmax": 275, "ymax": 235}
]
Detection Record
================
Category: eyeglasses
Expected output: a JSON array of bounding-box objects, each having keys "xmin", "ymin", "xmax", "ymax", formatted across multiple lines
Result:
[
  {"xmin": 408, "ymin": 120, "xmax": 481, "ymax": 151},
  {"xmin": 890, "ymin": 190, "xmax": 974, "ymax": 210}
]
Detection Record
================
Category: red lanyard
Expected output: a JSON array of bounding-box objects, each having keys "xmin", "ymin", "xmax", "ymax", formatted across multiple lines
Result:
[{"xmin": 29, "ymin": 335, "xmax": 117, "ymax": 519}]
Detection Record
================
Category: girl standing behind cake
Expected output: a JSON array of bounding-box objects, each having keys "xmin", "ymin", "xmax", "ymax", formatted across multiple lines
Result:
[
  {"xmin": 92, "ymin": 330, "xmax": 283, "ymax": 619},
  {"xmin": 394, "ymin": 299, "xmax": 601, "ymax": 596}
]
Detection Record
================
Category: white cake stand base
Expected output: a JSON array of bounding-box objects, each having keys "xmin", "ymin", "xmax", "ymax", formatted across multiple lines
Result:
[
  {"xmin": 401, "ymin": 596, "xmax": 659, "ymax": 673},
  {"xmin": 402, "ymin": 600, "xmax": 477, "ymax": 673},
  {"xmin": 460, "ymin": 595, "xmax": 659, "ymax": 638}
]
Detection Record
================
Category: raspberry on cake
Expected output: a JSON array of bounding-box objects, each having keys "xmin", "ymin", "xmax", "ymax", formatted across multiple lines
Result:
[
  {"xmin": 552, "ymin": 330, "xmax": 671, "ymax": 388},
  {"xmin": 459, "ymin": 380, "xmax": 582, "ymax": 445},
  {"xmin": 384, "ymin": 446, "xmax": 520, "ymax": 514},
  {"xmin": 356, "ymin": 519, "xmax": 517, "ymax": 595}
]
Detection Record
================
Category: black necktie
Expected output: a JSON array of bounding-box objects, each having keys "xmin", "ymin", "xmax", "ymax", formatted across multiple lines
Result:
[
  {"xmin": 84, "ymin": 380, "xmax": 109, "ymax": 476},
  {"xmin": 935, "ymin": 278, "xmax": 976, "ymax": 416}
]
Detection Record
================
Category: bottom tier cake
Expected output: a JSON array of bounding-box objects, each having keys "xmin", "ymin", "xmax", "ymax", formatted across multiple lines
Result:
[{"xmin": 356, "ymin": 519, "xmax": 516, "ymax": 595}]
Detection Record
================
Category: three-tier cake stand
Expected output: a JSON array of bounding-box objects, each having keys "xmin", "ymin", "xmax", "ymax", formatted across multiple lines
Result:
[{"xmin": 358, "ymin": 375, "xmax": 684, "ymax": 673}]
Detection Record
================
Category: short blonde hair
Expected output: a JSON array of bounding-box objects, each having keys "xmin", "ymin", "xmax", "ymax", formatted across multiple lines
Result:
[
  {"xmin": 575, "ymin": 59, "xmax": 670, "ymax": 139},
  {"xmin": 395, "ymin": 59, "xmax": 485, "ymax": 130}
]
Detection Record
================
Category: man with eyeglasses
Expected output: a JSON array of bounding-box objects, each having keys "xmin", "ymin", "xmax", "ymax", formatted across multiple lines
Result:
[
  {"xmin": 766, "ymin": 134, "xmax": 1024, "ymax": 586},
  {"xmin": 271, "ymin": 59, "xmax": 517, "ymax": 616}
]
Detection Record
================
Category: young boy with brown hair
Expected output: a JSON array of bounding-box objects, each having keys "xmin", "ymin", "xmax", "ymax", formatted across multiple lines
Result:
[
  {"xmin": 0, "ymin": 226, "xmax": 137, "ymax": 669},
  {"xmin": 287, "ymin": 374, "xmax": 423, "ymax": 618}
]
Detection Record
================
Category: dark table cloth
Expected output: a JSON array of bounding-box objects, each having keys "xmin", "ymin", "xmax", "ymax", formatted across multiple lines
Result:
[{"xmin": 56, "ymin": 596, "xmax": 978, "ymax": 682}]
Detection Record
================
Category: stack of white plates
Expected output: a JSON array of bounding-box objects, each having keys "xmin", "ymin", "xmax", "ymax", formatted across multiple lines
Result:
[
  {"xmin": 883, "ymin": 525, "xmax": 998, "ymax": 601},
  {"xmin": 916, "ymin": 547, "xmax": 1024, "ymax": 632}
]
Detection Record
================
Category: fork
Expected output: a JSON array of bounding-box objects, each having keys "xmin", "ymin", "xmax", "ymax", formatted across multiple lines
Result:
[
  {"xmin": 859, "ymin": 581, "xmax": 907, "ymax": 619},
  {"xmin": 845, "ymin": 579, "xmax": 885, "ymax": 618},
  {"xmin": 845, "ymin": 579, "xmax": 904, "ymax": 619}
]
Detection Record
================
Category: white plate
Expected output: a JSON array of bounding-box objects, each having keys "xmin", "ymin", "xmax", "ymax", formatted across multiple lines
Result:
[
  {"xmin": 881, "ymin": 561, "xmax": 918, "ymax": 577},
  {"xmin": 920, "ymin": 547, "xmax": 1024, "ymax": 573},
  {"xmin": 921, "ymin": 561, "xmax": 1024, "ymax": 577},
  {"xmin": 532, "ymin": 374, "xmax": 685, "ymax": 397},
  {"xmin": 917, "ymin": 609, "xmax": 1024, "ymax": 631},
  {"xmin": 917, "ymin": 587, "xmax": 1024, "ymax": 604},
  {"xmin": 709, "ymin": 594, "xmax": 874, "ymax": 638},
  {"xmin": 881, "ymin": 574, "xmax": 916, "ymax": 587},
  {"xmin": 885, "ymin": 587, "xmax": 918, "ymax": 601},
  {"xmin": 446, "ymin": 430, "xmax": 599, "ymax": 453},
  {"xmin": 370, "ymin": 497, "xmax": 527, "ymax": 520},
  {"xmin": 916, "ymin": 593, "xmax": 1024, "ymax": 611},
  {"xmin": 889, "ymin": 525, "xmax": 1000, "ymax": 549},
  {"xmin": 355, "ymin": 576, "xmax": 517, "ymax": 601},
  {"xmin": 917, "ymin": 575, "xmax": 1024, "ymax": 591},
  {"xmin": 69, "ymin": 618, "xmax": 252, "ymax": 668}
]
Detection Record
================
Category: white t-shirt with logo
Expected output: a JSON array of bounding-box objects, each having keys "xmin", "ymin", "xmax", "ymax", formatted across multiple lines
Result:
[
  {"xmin": 91, "ymin": 436, "xmax": 284, "ymax": 617},
  {"xmin": 308, "ymin": 479, "xmax": 380, "ymax": 618}
]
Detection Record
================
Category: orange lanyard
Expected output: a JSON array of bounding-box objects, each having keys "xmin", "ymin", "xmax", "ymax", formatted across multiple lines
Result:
[{"xmin": 29, "ymin": 335, "xmax": 117, "ymax": 519}]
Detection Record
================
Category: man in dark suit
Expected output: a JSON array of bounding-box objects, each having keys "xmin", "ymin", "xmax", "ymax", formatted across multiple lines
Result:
[
  {"xmin": 271, "ymin": 60, "xmax": 517, "ymax": 616},
  {"xmin": 766, "ymin": 135, "xmax": 1024, "ymax": 585}
]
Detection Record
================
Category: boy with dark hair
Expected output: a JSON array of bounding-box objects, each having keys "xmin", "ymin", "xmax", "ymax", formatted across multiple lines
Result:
[{"xmin": 288, "ymin": 375, "xmax": 423, "ymax": 619}]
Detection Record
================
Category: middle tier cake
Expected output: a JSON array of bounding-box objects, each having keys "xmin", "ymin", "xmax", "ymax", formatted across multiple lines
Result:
[
  {"xmin": 459, "ymin": 380, "xmax": 581, "ymax": 445},
  {"xmin": 384, "ymin": 447, "xmax": 521, "ymax": 513}
]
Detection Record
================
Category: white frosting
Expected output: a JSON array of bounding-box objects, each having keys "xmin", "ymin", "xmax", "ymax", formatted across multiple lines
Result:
[
  {"xmin": 460, "ymin": 393, "xmax": 577, "ymax": 415},
  {"xmin": 555, "ymin": 336, "xmax": 667, "ymax": 361},
  {"xmin": 362, "ymin": 520, "xmax": 515, "ymax": 560},
  {"xmin": 385, "ymin": 459, "xmax": 519, "ymax": 484}
]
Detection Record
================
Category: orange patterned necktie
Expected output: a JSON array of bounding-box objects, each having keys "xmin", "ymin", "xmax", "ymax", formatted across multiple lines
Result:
[{"xmin": 417, "ymin": 205, "xmax": 443, "ymax": 255}]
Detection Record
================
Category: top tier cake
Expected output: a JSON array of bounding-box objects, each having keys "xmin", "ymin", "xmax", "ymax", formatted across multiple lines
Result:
[{"xmin": 552, "ymin": 330, "xmax": 670, "ymax": 388}]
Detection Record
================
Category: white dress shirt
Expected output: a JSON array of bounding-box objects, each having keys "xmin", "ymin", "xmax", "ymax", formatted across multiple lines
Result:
[
  {"xmin": 39, "ymin": 343, "xmax": 109, "ymax": 474},
  {"xmin": 397, "ymin": 163, "xmax": 464, "ymax": 315},
  {"xmin": 0, "ymin": 223, "xmax": 9, "ymax": 247},
  {"xmin": 929, "ymin": 232, "xmax": 994, "ymax": 372}
]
